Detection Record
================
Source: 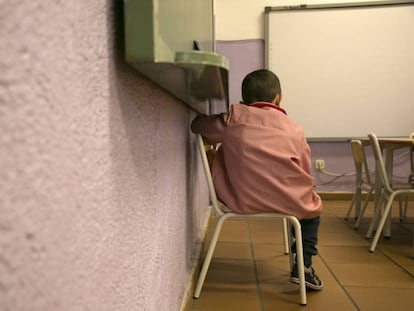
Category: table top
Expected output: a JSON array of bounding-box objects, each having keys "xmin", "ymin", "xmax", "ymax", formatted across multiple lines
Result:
[
  {"xmin": 355, "ymin": 137, "xmax": 414, "ymax": 145},
  {"xmin": 377, "ymin": 137, "xmax": 414, "ymax": 145}
]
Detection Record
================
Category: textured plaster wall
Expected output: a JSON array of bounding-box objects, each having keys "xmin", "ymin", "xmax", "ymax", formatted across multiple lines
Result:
[{"xmin": 0, "ymin": 1, "xmax": 209, "ymax": 310}]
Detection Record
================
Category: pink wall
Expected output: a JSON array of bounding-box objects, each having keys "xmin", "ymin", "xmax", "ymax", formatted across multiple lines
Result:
[
  {"xmin": 310, "ymin": 141, "xmax": 412, "ymax": 192},
  {"xmin": 0, "ymin": 2, "xmax": 210, "ymax": 310}
]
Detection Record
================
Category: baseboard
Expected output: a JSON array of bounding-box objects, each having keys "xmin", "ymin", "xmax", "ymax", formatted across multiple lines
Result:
[
  {"xmin": 317, "ymin": 192, "xmax": 354, "ymax": 200},
  {"xmin": 179, "ymin": 243, "xmax": 202, "ymax": 311},
  {"xmin": 317, "ymin": 192, "xmax": 373, "ymax": 201},
  {"xmin": 317, "ymin": 192, "xmax": 414, "ymax": 201}
]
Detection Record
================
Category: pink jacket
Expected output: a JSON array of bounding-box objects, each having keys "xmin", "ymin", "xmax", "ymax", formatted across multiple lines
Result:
[{"xmin": 191, "ymin": 103, "xmax": 322, "ymax": 220}]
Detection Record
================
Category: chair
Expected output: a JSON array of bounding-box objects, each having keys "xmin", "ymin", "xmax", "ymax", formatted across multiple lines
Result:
[
  {"xmin": 365, "ymin": 133, "xmax": 414, "ymax": 254},
  {"xmin": 193, "ymin": 133, "xmax": 307, "ymax": 305},
  {"xmin": 345, "ymin": 139, "xmax": 375, "ymax": 229}
]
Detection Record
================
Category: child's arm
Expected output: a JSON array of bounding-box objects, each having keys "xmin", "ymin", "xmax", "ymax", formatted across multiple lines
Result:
[{"xmin": 191, "ymin": 113, "xmax": 228, "ymax": 143}]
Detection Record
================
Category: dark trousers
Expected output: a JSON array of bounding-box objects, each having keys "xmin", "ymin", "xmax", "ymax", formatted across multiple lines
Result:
[{"xmin": 291, "ymin": 216, "xmax": 320, "ymax": 268}]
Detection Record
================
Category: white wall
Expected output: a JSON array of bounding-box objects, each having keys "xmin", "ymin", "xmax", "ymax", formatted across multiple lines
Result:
[
  {"xmin": 214, "ymin": 0, "xmax": 412, "ymax": 192},
  {"xmin": 215, "ymin": 0, "xmax": 389, "ymax": 39},
  {"xmin": 0, "ymin": 1, "xmax": 209, "ymax": 310}
]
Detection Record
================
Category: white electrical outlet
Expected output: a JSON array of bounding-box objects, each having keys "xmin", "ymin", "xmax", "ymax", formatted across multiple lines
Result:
[{"xmin": 315, "ymin": 159, "xmax": 325, "ymax": 170}]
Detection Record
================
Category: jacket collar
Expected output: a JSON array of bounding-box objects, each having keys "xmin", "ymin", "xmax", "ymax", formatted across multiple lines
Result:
[{"xmin": 249, "ymin": 102, "xmax": 287, "ymax": 115}]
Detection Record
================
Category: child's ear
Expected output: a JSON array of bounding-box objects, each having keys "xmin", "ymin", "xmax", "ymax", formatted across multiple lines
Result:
[{"xmin": 273, "ymin": 93, "xmax": 283, "ymax": 106}]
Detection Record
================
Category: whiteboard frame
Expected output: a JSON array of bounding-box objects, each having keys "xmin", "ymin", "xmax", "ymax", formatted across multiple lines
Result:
[{"xmin": 265, "ymin": 0, "xmax": 414, "ymax": 14}]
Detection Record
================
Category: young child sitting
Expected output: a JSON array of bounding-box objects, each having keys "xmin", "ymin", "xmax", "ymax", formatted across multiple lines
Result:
[{"xmin": 191, "ymin": 69, "xmax": 323, "ymax": 290}]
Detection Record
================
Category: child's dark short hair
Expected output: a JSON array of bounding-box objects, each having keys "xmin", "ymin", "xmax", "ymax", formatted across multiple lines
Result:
[{"xmin": 241, "ymin": 69, "xmax": 281, "ymax": 105}]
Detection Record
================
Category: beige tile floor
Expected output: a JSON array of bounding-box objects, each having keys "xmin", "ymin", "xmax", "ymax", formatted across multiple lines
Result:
[{"xmin": 190, "ymin": 200, "xmax": 414, "ymax": 311}]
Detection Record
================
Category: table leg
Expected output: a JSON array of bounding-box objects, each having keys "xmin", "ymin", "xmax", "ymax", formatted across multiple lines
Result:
[{"xmin": 382, "ymin": 146, "xmax": 395, "ymax": 237}]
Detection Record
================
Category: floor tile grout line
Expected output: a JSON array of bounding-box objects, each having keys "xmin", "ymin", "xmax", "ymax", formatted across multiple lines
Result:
[
  {"xmin": 333, "ymin": 211, "xmax": 414, "ymax": 278},
  {"xmin": 378, "ymin": 253, "xmax": 414, "ymax": 278},
  {"xmin": 190, "ymin": 202, "xmax": 414, "ymax": 311},
  {"xmin": 317, "ymin": 251, "xmax": 361, "ymax": 311},
  {"xmin": 316, "ymin": 207, "xmax": 363, "ymax": 309},
  {"xmin": 247, "ymin": 221, "xmax": 265, "ymax": 311},
  {"xmin": 319, "ymin": 207, "xmax": 393, "ymax": 310},
  {"xmin": 319, "ymin": 209, "xmax": 414, "ymax": 309}
]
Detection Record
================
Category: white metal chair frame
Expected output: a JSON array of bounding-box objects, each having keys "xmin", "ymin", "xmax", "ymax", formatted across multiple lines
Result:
[
  {"xmin": 366, "ymin": 133, "xmax": 414, "ymax": 254},
  {"xmin": 345, "ymin": 139, "xmax": 375, "ymax": 229},
  {"xmin": 193, "ymin": 134, "xmax": 307, "ymax": 305}
]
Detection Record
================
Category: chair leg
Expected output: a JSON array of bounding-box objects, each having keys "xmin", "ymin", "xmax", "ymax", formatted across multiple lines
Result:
[
  {"xmin": 345, "ymin": 188, "xmax": 359, "ymax": 220},
  {"xmin": 366, "ymin": 191, "xmax": 384, "ymax": 239},
  {"xmin": 286, "ymin": 220, "xmax": 294, "ymax": 269},
  {"xmin": 282, "ymin": 217, "xmax": 290, "ymax": 255},
  {"xmin": 354, "ymin": 188, "xmax": 373, "ymax": 229},
  {"xmin": 193, "ymin": 215, "xmax": 228, "ymax": 299},
  {"xmin": 290, "ymin": 217, "xmax": 306, "ymax": 305},
  {"xmin": 194, "ymin": 214, "xmax": 306, "ymax": 305},
  {"xmin": 403, "ymin": 199, "xmax": 408, "ymax": 219},
  {"xmin": 369, "ymin": 194, "xmax": 396, "ymax": 253},
  {"xmin": 399, "ymin": 196, "xmax": 408, "ymax": 223},
  {"xmin": 412, "ymin": 223, "xmax": 414, "ymax": 259}
]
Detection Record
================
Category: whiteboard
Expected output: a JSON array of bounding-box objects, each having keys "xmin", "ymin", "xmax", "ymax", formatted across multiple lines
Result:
[{"xmin": 265, "ymin": 1, "xmax": 414, "ymax": 139}]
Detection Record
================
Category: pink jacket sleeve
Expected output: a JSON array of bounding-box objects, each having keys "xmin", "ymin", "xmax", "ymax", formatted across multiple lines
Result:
[{"xmin": 190, "ymin": 113, "xmax": 228, "ymax": 143}]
